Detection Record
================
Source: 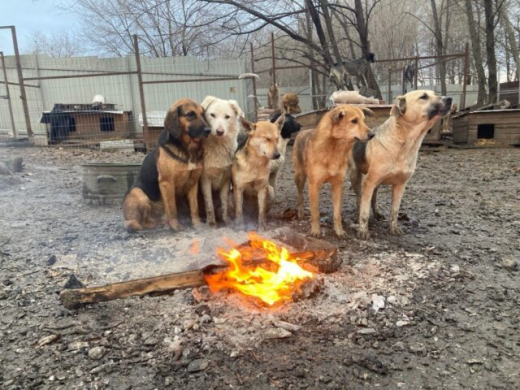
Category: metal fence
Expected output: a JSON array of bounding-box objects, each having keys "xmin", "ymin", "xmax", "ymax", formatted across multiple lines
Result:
[{"xmin": 0, "ymin": 32, "xmax": 253, "ymax": 148}]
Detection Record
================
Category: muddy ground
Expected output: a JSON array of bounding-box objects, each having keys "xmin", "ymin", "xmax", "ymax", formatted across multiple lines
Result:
[{"xmin": 0, "ymin": 145, "xmax": 519, "ymax": 390}]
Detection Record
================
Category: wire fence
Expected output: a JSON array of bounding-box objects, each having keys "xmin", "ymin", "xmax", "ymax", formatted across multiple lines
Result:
[{"xmin": 0, "ymin": 32, "xmax": 253, "ymax": 149}]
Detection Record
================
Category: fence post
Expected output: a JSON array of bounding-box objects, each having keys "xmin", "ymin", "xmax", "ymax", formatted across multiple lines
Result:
[
  {"xmin": 461, "ymin": 43, "xmax": 469, "ymax": 109},
  {"xmin": 250, "ymin": 42, "xmax": 258, "ymax": 121},
  {"xmin": 133, "ymin": 35, "xmax": 148, "ymax": 140},
  {"xmin": 271, "ymin": 32, "xmax": 276, "ymax": 86},
  {"xmin": 414, "ymin": 55, "xmax": 419, "ymax": 90},
  {"xmin": 0, "ymin": 51, "xmax": 17, "ymax": 139},
  {"xmin": 387, "ymin": 67, "xmax": 392, "ymax": 103},
  {"xmin": 9, "ymin": 26, "xmax": 33, "ymax": 138}
]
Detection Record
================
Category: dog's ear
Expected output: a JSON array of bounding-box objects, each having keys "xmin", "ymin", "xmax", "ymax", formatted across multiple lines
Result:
[
  {"xmin": 239, "ymin": 116, "xmax": 256, "ymax": 134},
  {"xmin": 330, "ymin": 108, "xmax": 345, "ymax": 124},
  {"xmin": 362, "ymin": 108, "xmax": 375, "ymax": 117},
  {"xmin": 164, "ymin": 104, "xmax": 182, "ymax": 139},
  {"xmin": 391, "ymin": 96, "xmax": 406, "ymax": 117},
  {"xmin": 200, "ymin": 96, "xmax": 216, "ymax": 111},
  {"xmin": 229, "ymin": 99, "xmax": 244, "ymax": 118},
  {"xmin": 274, "ymin": 113, "xmax": 285, "ymax": 131}
]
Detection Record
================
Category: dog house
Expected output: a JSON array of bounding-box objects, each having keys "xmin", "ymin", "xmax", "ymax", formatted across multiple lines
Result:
[
  {"xmin": 452, "ymin": 109, "xmax": 520, "ymax": 145},
  {"xmin": 40, "ymin": 103, "xmax": 133, "ymax": 144}
]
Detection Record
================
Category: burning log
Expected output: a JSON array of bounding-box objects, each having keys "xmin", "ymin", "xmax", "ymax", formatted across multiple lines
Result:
[{"xmin": 60, "ymin": 231, "xmax": 339, "ymax": 309}]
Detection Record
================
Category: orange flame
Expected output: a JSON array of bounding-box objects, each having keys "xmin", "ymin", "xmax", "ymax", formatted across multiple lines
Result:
[{"xmin": 204, "ymin": 232, "xmax": 314, "ymax": 306}]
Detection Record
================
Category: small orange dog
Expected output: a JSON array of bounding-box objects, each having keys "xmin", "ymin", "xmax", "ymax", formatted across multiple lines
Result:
[{"xmin": 293, "ymin": 105, "xmax": 374, "ymax": 238}]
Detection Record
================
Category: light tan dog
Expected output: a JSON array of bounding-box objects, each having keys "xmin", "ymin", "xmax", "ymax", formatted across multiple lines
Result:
[
  {"xmin": 293, "ymin": 105, "xmax": 374, "ymax": 238},
  {"xmin": 350, "ymin": 90, "xmax": 453, "ymax": 239},
  {"xmin": 232, "ymin": 115, "xmax": 285, "ymax": 231},
  {"xmin": 200, "ymin": 95, "xmax": 244, "ymax": 226}
]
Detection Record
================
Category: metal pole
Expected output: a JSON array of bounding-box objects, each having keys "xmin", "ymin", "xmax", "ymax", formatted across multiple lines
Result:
[
  {"xmin": 250, "ymin": 42, "xmax": 258, "ymax": 121},
  {"xmin": 0, "ymin": 52, "xmax": 17, "ymax": 138},
  {"xmin": 271, "ymin": 32, "xmax": 276, "ymax": 86},
  {"xmin": 461, "ymin": 42, "xmax": 469, "ymax": 109},
  {"xmin": 414, "ymin": 56, "xmax": 419, "ymax": 90},
  {"xmin": 387, "ymin": 67, "xmax": 392, "ymax": 103},
  {"xmin": 133, "ymin": 35, "xmax": 148, "ymax": 138},
  {"xmin": 9, "ymin": 26, "xmax": 33, "ymax": 138}
]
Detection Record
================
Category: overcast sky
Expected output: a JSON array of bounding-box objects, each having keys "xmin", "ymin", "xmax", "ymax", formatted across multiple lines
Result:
[{"xmin": 0, "ymin": 0, "xmax": 78, "ymax": 55}]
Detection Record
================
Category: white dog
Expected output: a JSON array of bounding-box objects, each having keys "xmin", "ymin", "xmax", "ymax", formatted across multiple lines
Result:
[{"xmin": 200, "ymin": 95, "xmax": 244, "ymax": 226}]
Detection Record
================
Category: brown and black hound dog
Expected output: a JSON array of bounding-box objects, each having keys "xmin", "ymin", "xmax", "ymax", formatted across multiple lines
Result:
[{"xmin": 123, "ymin": 98, "xmax": 211, "ymax": 232}]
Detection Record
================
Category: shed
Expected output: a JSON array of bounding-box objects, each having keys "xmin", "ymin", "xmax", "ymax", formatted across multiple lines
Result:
[
  {"xmin": 452, "ymin": 109, "xmax": 520, "ymax": 145},
  {"xmin": 41, "ymin": 103, "xmax": 133, "ymax": 144}
]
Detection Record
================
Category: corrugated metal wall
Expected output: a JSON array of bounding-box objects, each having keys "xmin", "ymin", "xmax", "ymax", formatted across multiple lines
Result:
[{"xmin": 0, "ymin": 53, "xmax": 252, "ymax": 143}]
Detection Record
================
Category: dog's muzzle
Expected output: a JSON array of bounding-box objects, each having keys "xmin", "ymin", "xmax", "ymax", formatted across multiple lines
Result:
[
  {"xmin": 271, "ymin": 151, "xmax": 281, "ymax": 160},
  {"xmin": 189, "ymin": 125, "xmax": 212, "ymax": 139},
  {"xmin": 429, "ymin": 96, "xmax": 453, "ymax": 119}
]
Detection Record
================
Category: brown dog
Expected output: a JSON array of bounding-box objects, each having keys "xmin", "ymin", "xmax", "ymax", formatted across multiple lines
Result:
[
  {"xmin": 232, "ymin": 115, "xmax": 285, "ymax": 231},
  {"xmin": 350, "ymin": 90, "xmax": 452, "ymax": 239},
  {"xmin": 123, "ymin": 99, "xmax": 210, "ymax": 232},
  {"xmin": 293, "ymin": 105, "xmax": 374, "ymax": 238},
  {"xmin": 280, "ymin": 92, "xmax": 302, "ymax": 114}
]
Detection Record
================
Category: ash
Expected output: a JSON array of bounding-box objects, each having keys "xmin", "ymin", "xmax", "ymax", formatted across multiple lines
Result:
[{"xmin": 0, "ymin": 146, "xmax": 519, "ymax": 389}]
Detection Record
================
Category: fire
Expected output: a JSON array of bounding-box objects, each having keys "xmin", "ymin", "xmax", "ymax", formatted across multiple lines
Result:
[{"xmin": 204, "ymin": 232, "xmax": 314, "ymax": 306}]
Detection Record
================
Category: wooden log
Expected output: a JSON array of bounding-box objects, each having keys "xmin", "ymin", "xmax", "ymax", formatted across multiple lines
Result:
[
  {"xmin": 60, "ymin": 266, "xmax": 222, "ymax": 309},
  {"xmin": 60, "ymin": 232, "xmax": 340, "ymax": 309}
]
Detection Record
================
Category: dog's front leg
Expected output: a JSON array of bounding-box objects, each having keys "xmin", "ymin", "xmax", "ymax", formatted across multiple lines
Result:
[
  {"xmin": 389, "ymin": 182, "xmax": 406, "ymax": 235},
  {"xmin": 308, "ymin": 181, "xmax": 321, "ymax": 238},
  {"xmin": 234, "ymin": 185, "xmax": 245, "ymax": 229},
  {"xmin": 201, "ymin": 175, "xmax": 216, "ymax": 226},
  {"xmin": 188, "ymin": 180, "xmax": 203, "ymax": 230},
  {"xmin": 357, "ymin": 178, "xmax": 377, "ymax": 240},
  {"xmin": 219, "ymin": 177, "xmax": 230, "ymax": 224},
  {"xmin": 257, "ymin": 186, "xmax": 268, "ymax": 232},
  {"xmin": 331, "ymin": 179, "xmax": 346, "ymax": 238},
  {"xmin": 160, "ymin": 180, "xmax": 181, "ymax": 231}
]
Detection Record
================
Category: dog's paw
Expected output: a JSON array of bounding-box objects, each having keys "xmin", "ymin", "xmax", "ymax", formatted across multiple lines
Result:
[
  {"xmin": 389, "ymin": 225, "xmax": 403, "ymax": 236},
  {"xmin": 258, "ymin": 222, "xmax": 267, "ymax": 232},
  {"xmin": 374, "ymin": 211, "xmax": 385, "ymax": 221},
  {"xmin": 168, "ymin": 221, "xmax": 183, "ymax": 232},
  {"xmin": 335, "ymin": 229, "xmax": 347, "ymax": 239},
  {"xmin": 297, "ymin": 208, "xmax": 305, "ymax": 220},
  {"xmin": 310, "ymin": 230, "xmax": 321, "ymax": 238},
  {"xmin": 356, "ymin": 229, "xmax": 370, "ymax": 240},
  {"xmin": 207, "ymin": 218, "xmax": 217, "ymax": 227}
]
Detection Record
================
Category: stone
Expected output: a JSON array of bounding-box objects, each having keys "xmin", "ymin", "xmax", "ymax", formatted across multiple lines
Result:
[
  {"xmin": 263, "ymin": 328, "xmax": 292, "ymax": 339},
  {"xmin": 88, "ymin": 346, "xmax": 105, "ymax": 360},
  {"xmin": 501, "ymin": 257, "xmax": 518, "ymax": 272},
  {"xmin": 187, "ymin": 358, "xmax": 208, "ymax": 373}
]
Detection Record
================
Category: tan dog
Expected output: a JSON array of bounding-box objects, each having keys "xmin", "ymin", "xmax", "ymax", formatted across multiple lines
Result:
[
  {"xmin": 232, "ymin": 115, "xmax": 285, "ymax": 231},
  {"xmin": 350, "ymin": 90, "xmax": 452, "ymax": 239},
  {"xmin": 267, "ymin": 82, "xmax": 279, "ymax": 109},
  {"xmin": 200, "ymin": 96, "xmax": 244, "ymax": 226},
  {"xmin": 441, "ymin": 103, "xmax": 458, "ymax": 133},
  {"xmin": 123, "ymin": 99, "xmax": 210, "ymax": 232},
  {"xmin": 280, "ymin": 92, "xmax": 302, "ymax": 114},
  {"xmin": 293, "ymin": 105, "xmax": 374, "ymax": 238}
]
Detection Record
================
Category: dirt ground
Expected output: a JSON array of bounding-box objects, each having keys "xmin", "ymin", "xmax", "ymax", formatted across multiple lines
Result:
[{"xmin": 0, "ymin": 144, "xmax": 519, "ymax": 390}]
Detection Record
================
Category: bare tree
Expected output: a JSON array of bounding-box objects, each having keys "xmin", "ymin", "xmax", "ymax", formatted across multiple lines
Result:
[
  {"xmin": 25, "ymin": 31, "xmax": 84, "ymax": 58},
  {"xmin": 464, "ymin": 0, "xmax": 487, "ymax": 104},
  {"xmin": 66, "ymin": 0, "xmax": 231, "ymax": 57}
]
